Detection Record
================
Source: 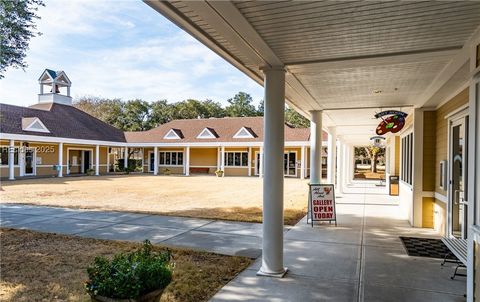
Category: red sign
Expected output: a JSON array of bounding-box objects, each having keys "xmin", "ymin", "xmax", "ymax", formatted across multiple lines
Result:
[
  {"xmin": 374, "ymin": 110, "xmax": 408, "ymax": 135},
  {"xmin": 309, "ymin": 184, "xmax": 336, "ymax": 226}
]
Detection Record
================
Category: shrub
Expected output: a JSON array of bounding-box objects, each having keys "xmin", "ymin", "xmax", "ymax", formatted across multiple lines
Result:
[{"xmin": 85, "ymin": 240, "xmax": 173, "ymax": 299}]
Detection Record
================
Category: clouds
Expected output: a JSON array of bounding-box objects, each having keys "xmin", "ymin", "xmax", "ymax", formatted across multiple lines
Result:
[{"xmin": 0, "ymin": 0, "xmax": 263, "ymax": 107}]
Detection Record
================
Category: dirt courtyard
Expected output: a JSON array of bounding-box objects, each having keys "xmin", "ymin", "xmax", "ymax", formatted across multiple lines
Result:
[{"xmin": 0, "ymin": 175, "xmax": 309, "ymax": 225}]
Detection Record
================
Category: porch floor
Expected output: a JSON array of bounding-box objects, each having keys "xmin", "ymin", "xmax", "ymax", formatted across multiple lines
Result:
[{"xmin": 211, "ymin": 186, "xmax": 466, "ymax": 302}]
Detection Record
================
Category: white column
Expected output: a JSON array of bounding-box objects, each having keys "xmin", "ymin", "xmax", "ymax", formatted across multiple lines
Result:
[
  {"xmin": 221, "ymin": 146, "xmax": 225, "ymax": 177},
  {"xmin": 327, "ymin": 127, "xmax": 337, "ymax": 184},
  {"xmin": 58, "ymin": 143, "xmax": 63, "ymax": 177},
  {"xmin": 259, "ymin": 146, "xmax": 264, "ymax": 177},
  {"xmin": 153, "ymin": 146, "xmax": 159, "ymax": 175},
  {"xmin": 300, "ymin": 145, "xmax": 306, "ymax": 179},
  {"xmin": 18, "ymin": 141, "xmax": 24, "ymax": 177},
  {"xmin": 310, "ymin": 110, "xmax": 323, "ymax": 184},
  {"xmin": 248, "ymin": 147, "xmax": 252, "ymax": 176},
  {"xmin": 185, "ymin": 146, "xmax": 190, "ymax": 176},
  {"xmin": 124, "ymin": 147, "xmax": 128, "ymax": 169},
  {"xmin": 412, "ymin": 108, "xmax": 424, "ymax": 227},
  {"xmin": 466, "ymin": 39, "xmax": 480, "ymax": 302},
  {"xmin": 257, "ymin": 66, "xmax": 286, "ymax": 277},
  {"xmin": 95, "ymin": 145, "xmax": 100, "ymax": 176},
  {"xmin": 8, "ymin": 140, "xmax": 15, "ymax": 180},
  {"xmin": 217, "ymin": 147, "xmax": 221, "ymax": 171},
  {"xmin": 336, "ymin": 139, "xmax": 343, "ymax": 194}
]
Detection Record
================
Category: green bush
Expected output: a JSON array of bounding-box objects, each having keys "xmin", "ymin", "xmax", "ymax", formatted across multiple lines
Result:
[{"xmin": 85, "ymin": 240, "xmax": 173, "ymax": 299}]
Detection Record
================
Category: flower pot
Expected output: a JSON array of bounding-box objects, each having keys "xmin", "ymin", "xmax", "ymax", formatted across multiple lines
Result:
[
  {"xmin": 215, "ymin": 171, "xmax": 223, "ymax": 177},
  {"xmin": 91, "ymin": 288, "xmax": 164, "ymax": 302}
]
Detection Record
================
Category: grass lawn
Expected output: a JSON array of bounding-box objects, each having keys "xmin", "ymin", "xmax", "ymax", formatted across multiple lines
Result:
[
  {"xmin": 0, "ymin": 228, "xmax": 252, "ymax": 302},
  {"xmin": 0, "ymin": 175, "xmax": 308, "ymax": 225}
]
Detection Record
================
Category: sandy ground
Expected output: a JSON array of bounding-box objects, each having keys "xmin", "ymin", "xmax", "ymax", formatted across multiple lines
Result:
[{"xmin": 0, "ymin": 174, "xmax": 309, "ymax": 224}]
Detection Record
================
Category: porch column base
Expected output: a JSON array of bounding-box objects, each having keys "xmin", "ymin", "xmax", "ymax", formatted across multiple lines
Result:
[{"xmin": 256, "ymin": 267, "xmax": 288, "ymax": 278}]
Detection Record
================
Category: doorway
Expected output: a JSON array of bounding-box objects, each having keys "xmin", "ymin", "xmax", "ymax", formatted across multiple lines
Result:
[
  {"xmin": 449, "ymin": 114, "xmax": 469, "ymax": 239},
  {"xmin": 284, "ymin": 151, "xmax": 297, "ymax": 177},
  {"xmin": 83, "ymin": 150, "xmax": 91, "ymax": 173},
  {"xmin": 24, "ymin": 148, "xmax": 35, "ymax": 176}
]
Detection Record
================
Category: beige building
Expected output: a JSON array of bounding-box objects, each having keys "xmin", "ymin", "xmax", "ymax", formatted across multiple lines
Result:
[{"xmin": 0, "ymin": 70, "xmax": 328, "ymax": 180}]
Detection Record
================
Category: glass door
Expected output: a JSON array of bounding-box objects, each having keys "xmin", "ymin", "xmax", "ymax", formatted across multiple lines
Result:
[
  {"xmin": 24, "ymin": 148, "xmax": 35, "ymax": 175},
  {"xmin": 149, "ymin": 152, "xmax": 155, "ymax": 172},
  {"xmin": 284, "ymin": 152, "xmax": 297, "ymax": 177},
  {"xmin": 450, "ymin": 116, "xmax": 468, "ymax": 239},
  {"xmin": 255, "ymin": 152, "xmax": 261, "ymax": 175}
]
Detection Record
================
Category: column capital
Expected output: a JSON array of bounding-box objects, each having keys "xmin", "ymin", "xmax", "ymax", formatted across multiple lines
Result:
[{"xmin": 260, "ymin": 65, "xmax": 285, "ymax": 73}]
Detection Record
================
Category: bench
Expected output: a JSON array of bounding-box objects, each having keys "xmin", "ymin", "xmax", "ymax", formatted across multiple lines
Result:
[
  {"xmin": 189, "ymin": 167, "xmax": 210, "ymax": 174},
  {"xmin": 441, "ymin": 237, "xmax": 467, "ymax": 279}
]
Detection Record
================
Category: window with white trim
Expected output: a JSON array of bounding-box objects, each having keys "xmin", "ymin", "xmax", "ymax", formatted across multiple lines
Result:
[
  {"xmin": 159, "ymin": 151, "xmax": 183, "ymax": 166},
  {"xmin": 225, "ymin": 152, "xmax": 248, "ymax": 167},
  {"xmin": 401, "ymin": 133, "xmax": 413, "ymax": 185},
  {"xmin": 0, "ymin": 147, "xmax": 19, "ymax": 165}
]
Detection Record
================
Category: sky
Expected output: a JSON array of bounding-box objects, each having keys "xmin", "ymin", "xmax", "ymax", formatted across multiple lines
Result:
[{"xmin": 0, "ymin": 0, "xmax": 264, "ymax": 107}]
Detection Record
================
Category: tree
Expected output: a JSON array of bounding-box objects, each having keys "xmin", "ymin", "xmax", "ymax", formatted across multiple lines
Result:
[
  {"xmin": 257, "ymin": 99, "xmax": 264, "ymax": 116},
  {"xmin": 0, "ymin": 0, "xmax": 44, "ymax": 78},
  {"xmin": 202, "ymin": 99, "xmax": 226, "ymax": 118},
  {"xmin": 225, "ymin": 92, "xmax": 257, "ymax": 117},
  {"xmin": 122, "ymin": 99, "xmax": 151, "ymax": 131},
  {"xmin": 74, "ymin": 96, "xmax": 124, "ymax": 129},
  {"xmin": 364, "ymin": 145, "xmax": 385, "ymax": 172},
  {"xmin": 172, "ymin": 99, "xmax": 208, "ymax": 120},
  {"xmin": 149, "ymin": 99, "xmax": 173, "ymax": 128},
  {"xmin": 285, "ymin": 107, "xmax": 310, "ymax": 128}
]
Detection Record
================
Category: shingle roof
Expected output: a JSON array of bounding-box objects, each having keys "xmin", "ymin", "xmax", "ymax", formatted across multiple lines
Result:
[
  {"xmin": 0, "ymin": 103, "xmax": 126, "ymax": 142},
  {"xmin": 125, "ymin": 117, "xmax": 325, "ymax": 143},
  {"xmin": 45, "ymin": 69, "xmax": 57, "ymax": 79}
]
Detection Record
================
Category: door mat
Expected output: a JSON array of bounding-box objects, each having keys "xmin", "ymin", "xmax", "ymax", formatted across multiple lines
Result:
[{"xmin": 399, "ymin": 236, "xmax": 457, "ymax": 260}]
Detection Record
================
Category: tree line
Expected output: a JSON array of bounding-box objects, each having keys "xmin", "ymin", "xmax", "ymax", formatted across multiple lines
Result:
[{"xmin": 74, "ymin": 92, "xmax": 310, "ymax": 131}]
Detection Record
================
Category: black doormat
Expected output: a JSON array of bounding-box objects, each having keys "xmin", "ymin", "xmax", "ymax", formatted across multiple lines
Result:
[{"xmin": 399, "ymin": 236, "xmax": 458, "ymax": 260}]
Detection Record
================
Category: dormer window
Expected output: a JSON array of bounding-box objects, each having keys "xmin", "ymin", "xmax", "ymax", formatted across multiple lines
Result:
[
  {"xmin": 233, "ymin": 127, "xmax": 256, "ymax": 139},
  {"xmin": 197, "ymin": 127, "xmax": 218, "ymax": 139},
  {"xmin": 22, "ymin": 117, "xmax": 50, "ymax": 133},
  {"xmin": 164, "ymin": 129, "xmax": 183, "ymax": 139}
]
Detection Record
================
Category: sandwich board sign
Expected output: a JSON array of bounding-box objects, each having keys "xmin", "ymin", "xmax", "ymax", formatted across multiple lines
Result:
[{"xmin": 308, "ymin": 183, "xmax": 337, "ymax": 227}]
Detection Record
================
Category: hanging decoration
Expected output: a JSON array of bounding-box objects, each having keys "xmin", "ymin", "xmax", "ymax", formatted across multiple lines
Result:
[
  {"xmin": 374, "ymin": 110, "xmax": 408, "ymax": 135},
  {"xmin": 370, "ymin": 136, "xmax": 385, "ymax": 147}
]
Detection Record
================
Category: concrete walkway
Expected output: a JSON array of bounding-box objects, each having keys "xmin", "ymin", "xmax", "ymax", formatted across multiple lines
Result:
[
  {"xmin": 211, "ymin": 189, "xmax": 466, "ymax": 302},
  {"xmin": 0, "ymin": 204, "xmax": 265, "ymax": 258},
  {"xmin": 0, "ymin": 187, "xmax": 466, "ymax": 302}
]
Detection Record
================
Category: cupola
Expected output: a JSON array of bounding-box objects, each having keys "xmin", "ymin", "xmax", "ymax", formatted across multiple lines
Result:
[{"xmin": 38, "ymin": 69, "xmax": 72, "ymax": 105}]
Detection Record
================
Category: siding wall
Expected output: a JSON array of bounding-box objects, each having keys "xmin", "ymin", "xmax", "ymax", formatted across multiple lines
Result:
[
  {"xmin": 0, "ymin": 141, "xmax": 109, "ymax": 178},
  {"xmin": 423, "ymin": 111, "xmax": 437, "ymax": 192},
  {"xmin": 432, "ymin": 88, "xmax": 469, "ymax": 235}
]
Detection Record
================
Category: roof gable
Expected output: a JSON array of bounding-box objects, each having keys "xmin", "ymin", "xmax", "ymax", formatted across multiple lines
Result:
[
  {"xmin": 21, "ymin": 117, "xmax": 50, "ymax": 133},
  {"xmin": 197, "ymin": 127, "xmax": 218, "ymax": 139},
  {"xmin": 164, "ymin": 128, "xmax": 183, "ymax": 139},
  {"xmin": 233, "ymin": 126, "xmax": 256, "ymax": 139}
]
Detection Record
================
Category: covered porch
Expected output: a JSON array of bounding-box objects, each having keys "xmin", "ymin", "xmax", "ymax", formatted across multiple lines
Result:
[{"xmin": 145, "ymin": 1, "xmax": 480, "ymax": 300}]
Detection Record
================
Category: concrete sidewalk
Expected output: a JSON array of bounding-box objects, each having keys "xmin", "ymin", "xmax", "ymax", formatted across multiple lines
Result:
[
  {"xmin": 0, "ymin": 204, "xmax": 265, "ymax": 258},
  {"xmin": 211, "ymin": 191, "xmax": 466, "ymax": 302}
]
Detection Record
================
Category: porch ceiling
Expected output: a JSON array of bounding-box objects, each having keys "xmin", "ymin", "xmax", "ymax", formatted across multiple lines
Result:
[{"xmin": 145, "ymin": 0, "xmax": 480, "ymax": 144}]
